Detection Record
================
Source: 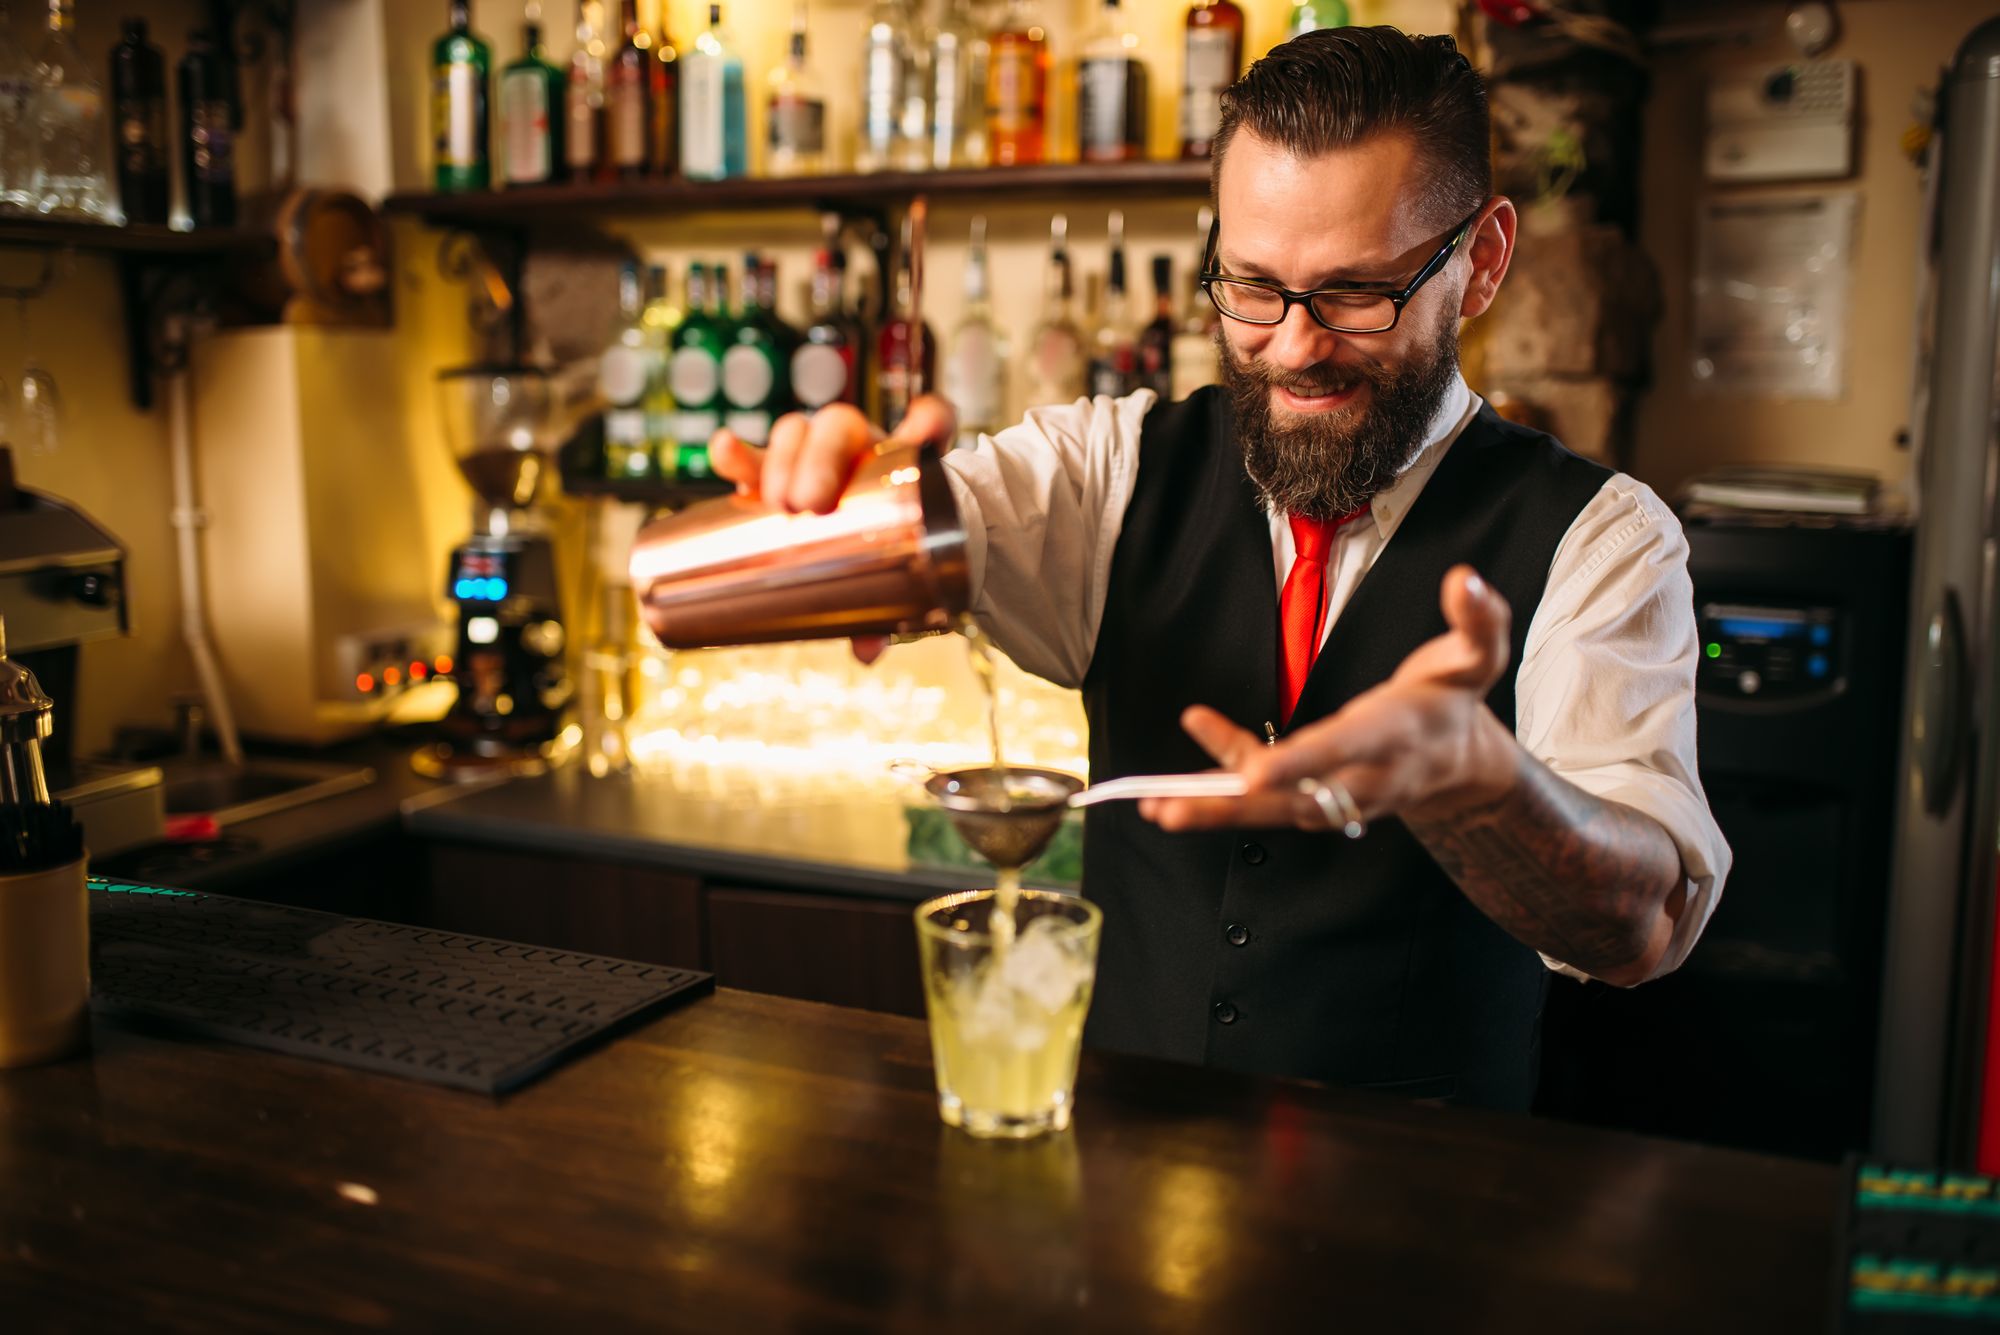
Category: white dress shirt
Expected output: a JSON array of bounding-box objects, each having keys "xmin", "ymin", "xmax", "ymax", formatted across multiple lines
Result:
[{"xmin": 940, "ymin": 378, "xmax": 1730, "ymax": 984}]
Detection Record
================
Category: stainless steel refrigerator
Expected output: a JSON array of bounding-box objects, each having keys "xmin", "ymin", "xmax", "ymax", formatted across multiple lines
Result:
[{"xmin": 1874, "ymin": 15, "xmax": 2000, "ymax": 1168}]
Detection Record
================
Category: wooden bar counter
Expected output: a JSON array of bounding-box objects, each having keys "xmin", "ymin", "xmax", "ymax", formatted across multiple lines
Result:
[{"xmin": 1, "ymin": 989, "xmax": 1834, "ymax": 1331}]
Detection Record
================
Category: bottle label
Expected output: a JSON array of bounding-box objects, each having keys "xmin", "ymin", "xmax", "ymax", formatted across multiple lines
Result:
[
  {"xmin": 189, "ymin": 99, "xmax": 235, "ymax": 184},
  {"xmin": 669, "ymin": 347, "xmax": 720, "ymax": 409},
  {"xmin": 721, "ymin": 344, "xmax": 775, "ymax": 410},
  {"xmin": 945, "ymin": 325, "xmax": 1003, "ymax": 431},
  {"xmin": 501, "ymin": 72, "xmax": 552, "ymax": 184},
  {"xmin": 1079, "ymin": 58, "xmax": 1143, "ymax": 158},
  {"xmin": 723, "ymin": 409, "xmax": 772, "ymax": 446},
  {"xmin": 598, "ymin": 344, "xmax": 649, "ymax": 407},
  {"xmin": 565, "ymin": 77, "xmax": 599, "ymax": 170},
  {"xmin": 989, "ymin": 44, "xmax": 1044, "ymax": 133},
  {"xmin": 434, "ymin": 62, "xmax": 480, "ymax": 167},
  {"xmin": 681, "ymin": 56, "xmax": 724, "ymax": 179},
  {"xmin": 1181, "ymin": 29, "xmax": 1236, "ymax": 144},
  {"xmin": 608, "ymin": 67, "xmax": 645, "ymax": 168},
  {"xmin": 767, "ymin": 94, "xmax": 825, "ymax": 155},
  {"xmin": 790, "ymin": 342, "xmax": 851, "ymax": 409}
]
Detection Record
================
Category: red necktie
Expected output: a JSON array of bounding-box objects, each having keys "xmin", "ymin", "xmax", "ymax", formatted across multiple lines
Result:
[{"xmin": 1278, "ymin": 509, "xmax": 1363, "ymax": 726}]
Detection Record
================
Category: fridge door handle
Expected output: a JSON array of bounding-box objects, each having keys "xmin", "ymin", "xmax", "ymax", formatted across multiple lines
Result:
[{"xmin": 1918, "ymin": 589, "xmax": 1968, "ymax": 816}]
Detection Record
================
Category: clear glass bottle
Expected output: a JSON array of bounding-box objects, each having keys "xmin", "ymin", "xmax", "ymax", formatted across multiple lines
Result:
[
  {"xmin": 1078, "ymin": 0, "xmax": 1148, "ymax": 164},
  {"xmin": 1022, "ymin": 213, "xmax": 1086, "ymax": 408},
  {"xmin": 1088, "ymin": 210, "xmax": 1136, "ymax": 398},
  {"xmin": 765, "ymin": 3, "xmax": 826, "ymax": 177},
  {"xmin": 1288, "ymin": 0, "xmax": 1351, "ymax": 38},
  {"xmin": 564, "ymin": 0, "xmax": 607, "ymax": 182},
  {"xmin": 600, "ymin": 261, "xmax": 656, "ymax": 481},
  {"xmin": 1170, "ymin": 207, "xmax": 1220, "ymax": 398},
  {"xmin": 927, "ymin": 0, "xmax": 982, "ymax": 170},
  {"xmin": 944, "ymin": 216, "xmax": 1006, "ymax": 445},
  {"xmin": 500, "ymin": 3, "xmax": 565, "ymax": 187},
  {"xmin": 27, "ymin": 0, "xmax": 113, "ymax": 219},
  {"xmin": 431, "ymin": 0, "xmax": 490, "ymax": 193},
  {"xmin": 857, "ymin": 0, "xmax": 912, "ymax": 173},
  {"xmin": 1180, "ymin": 0, "xmax": 1242, "ymax": 159},
  {"xmin": 680, "ymin": 4, "xmax": 746, "ymax": 181},
  {"xmin": 109, "ymin": 19, "xmax": 169, "ymax": 225},
  {"xmin": 641, "ymin": 264, "xmax": 682, "ymax": 477},
  {"xmin": 985, "ymin": 0, "xmax": 1048, "ymax": 167}
]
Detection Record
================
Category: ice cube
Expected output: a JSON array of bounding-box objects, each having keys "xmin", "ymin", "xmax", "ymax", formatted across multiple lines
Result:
[{"xmin": 999, "ymin": 919, "xmax": 1087, "ymax": 1013}]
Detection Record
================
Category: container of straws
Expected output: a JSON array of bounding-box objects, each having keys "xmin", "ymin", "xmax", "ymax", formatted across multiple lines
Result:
[{"xmin": 0, "ymin": 616, "xmax": 89, "ymax": 1067}]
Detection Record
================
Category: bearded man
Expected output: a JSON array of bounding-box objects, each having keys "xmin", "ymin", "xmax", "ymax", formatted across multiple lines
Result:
[{"xmin": 712, "ymin": 25, "xmax": 1729, "ymax": 1111}]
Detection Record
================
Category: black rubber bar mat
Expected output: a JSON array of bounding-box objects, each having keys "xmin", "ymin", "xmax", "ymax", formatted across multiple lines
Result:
[
  {"xmin": 1834, "ymin": 1158, "xmax": 2000, "ymax": 1331},
  {"xmin": 86, "ymin": 877, "xmax": 714, "ymax": 1094}
]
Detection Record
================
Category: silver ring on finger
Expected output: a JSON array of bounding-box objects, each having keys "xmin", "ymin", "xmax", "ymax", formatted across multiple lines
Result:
[{"xmin": 1299, "ymin": 777, "xmax": 1366, "ymax": 840}]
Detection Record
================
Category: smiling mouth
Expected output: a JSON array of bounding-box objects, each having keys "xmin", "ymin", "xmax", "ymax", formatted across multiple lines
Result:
[{"xmin": 1273, "ymin": 382, "xmax": 1362, "ymax": 411}]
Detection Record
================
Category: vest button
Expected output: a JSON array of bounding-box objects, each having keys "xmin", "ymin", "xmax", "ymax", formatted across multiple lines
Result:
[
  {"xmin": 1225, "ymin": 923, "xmax": 1250, "ymax": 947},
  {"xmin": 1213, "ymin": 1000, "xmax": 1238, "ymax": 1025},
  {"xmin": 1240, "ymin": 842, "xmax": 1266, "ymax": 866}
]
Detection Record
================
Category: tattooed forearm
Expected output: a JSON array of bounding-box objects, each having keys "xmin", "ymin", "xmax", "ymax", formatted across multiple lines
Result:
[{"xmin": 1405, "ymin": 754, "xmax": 1684, "ymax": 984}]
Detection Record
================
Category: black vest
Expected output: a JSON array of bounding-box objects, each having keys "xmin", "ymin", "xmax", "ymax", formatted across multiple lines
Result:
[{"xmin": 1080, "ymin": 388, "xmax": 1611, "ymax": 1110}]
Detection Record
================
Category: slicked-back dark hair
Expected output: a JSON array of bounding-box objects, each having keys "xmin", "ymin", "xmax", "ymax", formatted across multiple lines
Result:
[{"xmin": 1212, "ymin": 26, "xmax": 1491, "ymax": 232}]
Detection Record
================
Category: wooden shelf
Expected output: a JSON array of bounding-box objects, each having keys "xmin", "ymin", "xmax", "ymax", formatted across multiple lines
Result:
[
  {"xmin": 381, "ymin": 160, "xmax": 1213, "ymax": 228},
  {"xmin": 0, "ymin": 216, "xmax": 274, "ymax": 257}
]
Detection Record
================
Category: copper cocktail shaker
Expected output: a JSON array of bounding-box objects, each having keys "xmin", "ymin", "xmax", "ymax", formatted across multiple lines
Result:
[{"xmin": 629, "ymin": 440, "xmax": 970, "ymax": 649}]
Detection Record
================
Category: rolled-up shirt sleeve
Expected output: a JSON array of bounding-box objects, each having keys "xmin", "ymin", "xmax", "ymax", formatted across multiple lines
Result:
[
  {"xmin": 939, "ymin": 391, "xmax": 1151, "ymax": 688},
  {"xmin": 1514, "ymin": 475, "xmax": 1732, "ymax": 984}
]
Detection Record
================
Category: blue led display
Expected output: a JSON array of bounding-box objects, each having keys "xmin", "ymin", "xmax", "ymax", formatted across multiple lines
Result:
[
  {"xmin": 1808, "ymin": 654, "xmax": 1831, "ymax": 679},
  {"xmin": 1810, "ymin": 624, "xmax": 1832, "ymax": 647},
  {"xmin": 1715, "ymin": 616, "xmax": 1807, "ymax": 641},
  {"xmin": 453, "ymin": 577, "xmax": 510, "ymax": 602}
]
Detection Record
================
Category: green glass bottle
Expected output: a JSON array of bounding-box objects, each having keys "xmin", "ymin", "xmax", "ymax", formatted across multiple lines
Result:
[
  {"xmin": 668, "ymin": 262, "xmax": 727, "ymax": 480},
  {"xmin": 719, "ymin": 253, "xmax": 784, "ymax": 447},
  {"xmin": 499, "ymin": 2, "xmax": 564, "ymax": 187},
  {"xmin": 641, "ymin": 265, "xmax": 682, "ymax": 479},
  {"xmin": 433, "ymin": 0, "xmax": 491, "ymax": 191},
  {"xmin": 1287, "ymin": 0, "xmax": 1350, "ymax": 39}
]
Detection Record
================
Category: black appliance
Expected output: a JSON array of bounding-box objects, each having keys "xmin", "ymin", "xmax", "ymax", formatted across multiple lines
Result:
[{"xmin": 1537, "ymin": 519, "xmax": 1911, "ymax": 1160}]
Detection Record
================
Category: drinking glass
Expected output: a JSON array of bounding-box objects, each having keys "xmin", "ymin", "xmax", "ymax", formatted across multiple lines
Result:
[
  {"xmin": 915, "ymin": 888, "xmax": 1101, "ymax": 1139},
  {"xmin": 15, "ymin": 296, "xmax": 56, "ymax": 455}
]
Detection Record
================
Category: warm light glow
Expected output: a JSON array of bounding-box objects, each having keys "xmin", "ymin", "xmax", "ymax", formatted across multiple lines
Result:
[
  {"xmin": 355, "ymin": 672, "xmax": 375, "ymax": 694},
  {"xmin": 467, "ymin": 616, "xmax": 500, "ymax": 645},
  {"xmin": 409, "ymin": 661, "xmax": 428, "ymax": 680},
  {"xmin": 628, "ymin": 486, "xmax": 909, "ymax": 587},
  {"xmin": 383, "ymin": 666, "xmax": 402, "ymax": 687},
  {"xmin": 435, "ymin": 654, "xmax": 454, "ymax": 675}
]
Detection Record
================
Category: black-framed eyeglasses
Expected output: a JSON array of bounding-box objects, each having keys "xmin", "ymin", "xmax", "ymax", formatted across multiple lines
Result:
[{"xmin": 1198, "ymin": 207, "xmax": 1484, "ymax": 335}]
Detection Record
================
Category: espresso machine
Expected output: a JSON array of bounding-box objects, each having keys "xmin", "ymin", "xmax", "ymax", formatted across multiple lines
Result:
[{"xmin": 413, "ymin": 366, "xmax": 588, "ymax": 781}]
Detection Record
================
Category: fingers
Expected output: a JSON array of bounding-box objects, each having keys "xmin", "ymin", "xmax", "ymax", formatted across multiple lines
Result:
[
  {"xmin": 788, "ymin": 404, "xmax": 882, "ymax": 515},
  {"xmin": 1389, "ymin": 565, "xmax": 1512, "ymax": 692},
  {"xmin": 1139, "ymin": 790, "xmax": 1308, "ymax": 832},
  {"xmin": 758, "ymin": 411, "xmax": 812, "ymax": 513},
  {"xmin": 707, "ymin": 428, "xmax": 766, "ymax": 494},
  {"xmin": 887, "ymin": 395, "xmax": 959, "ymax": 452},
  {"xmin": 1180, "ymin": 706, "xmax": 1264, "ymax": 771}
]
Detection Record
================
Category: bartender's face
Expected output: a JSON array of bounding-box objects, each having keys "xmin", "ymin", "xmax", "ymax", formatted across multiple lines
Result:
[{"xmin": 1214, "ymin": 129, "xmax": 1500, "ymax": 520}]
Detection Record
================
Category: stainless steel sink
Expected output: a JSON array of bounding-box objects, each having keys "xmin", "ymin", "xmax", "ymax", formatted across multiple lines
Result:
[{"xmin": 159, "ymin": 759, "xmax": 376, "ymax": 826}]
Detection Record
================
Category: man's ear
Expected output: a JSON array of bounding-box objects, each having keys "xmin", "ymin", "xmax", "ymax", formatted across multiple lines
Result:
[{"xmin": 1458, "ymin": 198, "xmax": 1517, "ymax": 320}]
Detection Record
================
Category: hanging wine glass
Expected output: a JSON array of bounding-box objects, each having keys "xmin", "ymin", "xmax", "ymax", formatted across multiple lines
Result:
[{"xmin": 15, "ymin": 295, "xmax": 58, "ymax": 456}]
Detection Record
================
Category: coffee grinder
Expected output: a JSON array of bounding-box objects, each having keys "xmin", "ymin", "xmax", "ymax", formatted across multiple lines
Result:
[{"xmin": 414, "ymin": 365, "xmax": 586, "ymax": 781}]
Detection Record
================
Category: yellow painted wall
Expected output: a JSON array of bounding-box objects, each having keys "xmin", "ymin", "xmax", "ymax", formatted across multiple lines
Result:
[{"xmin": 1629, "ymin": 0, "xmax": 1998, "ymax": 499}]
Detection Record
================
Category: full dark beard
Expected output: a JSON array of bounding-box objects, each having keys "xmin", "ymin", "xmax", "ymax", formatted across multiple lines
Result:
[{"xmin": 1224, "ymin": 316, "xmax": 1462, "ymax": 522}]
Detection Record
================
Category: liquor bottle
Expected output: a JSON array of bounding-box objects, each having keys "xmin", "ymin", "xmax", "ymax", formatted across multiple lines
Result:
[
  {"xmin": 1088, "ymin": 211, "xmax": 1138, "ymax": 398},
  {"xmin": 564, "ymin": 0, "xmax": 607, "ymax": 182},
  {"xmin": 1180, "ymin": 0, "xmax": 1242, "ymax": 160},
  {"xmin": 926, "ymin": 0, "xmax": 981, "ymax": 169},
  {"xmin": 758, "ymin": 258, "xmax": 801, "ymax": 393},
  {"xmin": 944, "ymin": 217, "xmax": 1006, "ymax": 446},
  {"xmin": 641, "ymin": 264, "xmax": 682, "ymax": 476},
  {"xmin": 1170, "ymin": 208, "xmax": 1221, "ymax": 398},
  {"xmin": 1078, "ymin": 0, "xmax": 1148, "ymax": 164},
  {"xmin": 0, "ymin": 4, "xmax": 33, "ymax": 210},
  {"xmin": 857, "ymin": 0, "xmax": 913, "ymax": 173},
  {"xmin": 874, "ymin": 214, "xmax": 935, "ymax": 433},
  {"xmin": 680, "ymin": 4, "xmax": 746, "ymax": 181},
  {"xmin": 27, "ymin": 0, "xmax": 113, "ymax": 218},
  {"xmin": 606, "ymin": 0, "xmax": 652, "ymax": 178},
  {"xmin": 721, "ymin": 256, "xmax": 785, "ymax": 447},
  {"xmin": 600, "ymin": 261, "xmax": 656, "ymax": 481},
  {"xmin": 648, "ymin": 5, "xmax": 679, "ymax": 177},
  {"xmin": 1137, "ymin": 254, "xmax": 1175, "ymax": 398},
  {"xmin": 792, "ymin": 242, "xmax": 862, "ymax": 412},
  {"xmin": 178, "ymin": 30, "xmax": 236, "ymax": 227},
  {"xmin": 986, "ymin": 0, "xmax": 1048, "ymax": 167},
  {"xmin": 431, "ymin": 0, "xmax": 490, "ymax": 192},
  {"xmin": 765, "ymin": 3, "xmax": 826, "ymax": 177},
  {"xmin": 108, "ymin": 19, "xmax": 168, "ymax": 225},
  {"xmin": 500, "ymin": 3, "xmax": 564, "ymax": 187},
  {"xmin": 669, "ymin": 262, "xmax": 727, "ymax": 478},
  {"xmin": 1023, "ymin": 214, "xmax": 1086, "ymax": 407},
  {"xmin": 1288, "ymin": 0, "xmax": 1351, "ymax": 38}
]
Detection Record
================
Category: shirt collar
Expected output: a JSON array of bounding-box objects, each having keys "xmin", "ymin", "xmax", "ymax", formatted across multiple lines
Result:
[{"xmin": 1363, "ymin": 372, "xmax": 1477, "ymax": 546}]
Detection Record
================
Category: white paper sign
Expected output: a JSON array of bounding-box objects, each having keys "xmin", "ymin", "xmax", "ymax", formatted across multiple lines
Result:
[{"xmin": 1690, "ymin": 191, "xmax": 1857, "ymax": 399}]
